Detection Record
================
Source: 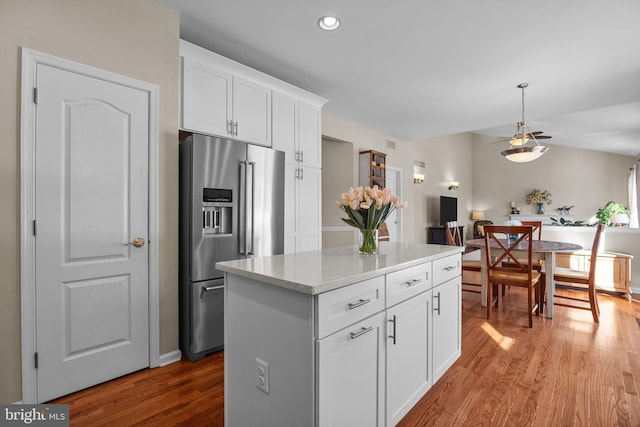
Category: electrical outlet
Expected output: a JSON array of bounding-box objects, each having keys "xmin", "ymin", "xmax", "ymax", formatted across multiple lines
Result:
[{"xmin": 256, "ymin": 357, "xmax": 269, "ymax": 394}]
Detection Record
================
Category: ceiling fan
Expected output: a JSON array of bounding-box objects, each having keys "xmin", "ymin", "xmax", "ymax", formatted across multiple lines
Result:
[{"xmin": 498, "ymin": 83, "xmax": 551, "ymax": 163}]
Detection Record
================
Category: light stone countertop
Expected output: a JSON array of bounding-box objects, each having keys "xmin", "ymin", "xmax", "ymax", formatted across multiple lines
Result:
[{"xmin": 216, "ymin": 242, "xmax": 464, "ymax": 295}]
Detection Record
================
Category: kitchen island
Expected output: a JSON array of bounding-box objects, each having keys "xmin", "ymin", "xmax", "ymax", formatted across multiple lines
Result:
[{"xmin": 217, "ymin": 242, "xmax": 464, "ymax": 427}]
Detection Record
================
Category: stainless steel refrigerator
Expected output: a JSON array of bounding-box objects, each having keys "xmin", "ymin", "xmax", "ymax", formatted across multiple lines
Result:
[{"xmin": 179, "ymin": 132, "xmax": 285, "ymax": 361}]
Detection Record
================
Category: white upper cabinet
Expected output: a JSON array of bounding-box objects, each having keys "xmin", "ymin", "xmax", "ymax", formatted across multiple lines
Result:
[
  {"xmin": 181, "ymin": 55, "xmax": 271, "ymax": 147},
  {"xmin": 181, "ymin": 57, "xmax": 232, "ymax": 139},
  {"xmin": 272, "ymin": 92, "xmax": 298, "ymax": 162},
  {"xmin": 232, "ymin": 77, "xmax": 271, "ymax": 146},
  {"xmin": 272, "ymin": 94, "xmax": 322, "ymax": 169}
]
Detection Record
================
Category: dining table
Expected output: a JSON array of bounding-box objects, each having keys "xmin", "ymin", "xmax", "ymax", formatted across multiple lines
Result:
[{"xmin": 465, "ymin": 238, "xmax": 582, "ymax": 319}]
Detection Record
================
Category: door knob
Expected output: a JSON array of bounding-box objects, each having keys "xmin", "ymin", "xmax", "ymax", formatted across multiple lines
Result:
[{"xmin": 125, "ymin": 238, "xmax": 145, "ymax": 248}]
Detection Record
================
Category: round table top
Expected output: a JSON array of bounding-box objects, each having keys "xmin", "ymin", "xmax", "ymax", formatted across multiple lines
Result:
[{"xmin": 465, "ymin": 239, "xmax": 582, "ymax": 253}]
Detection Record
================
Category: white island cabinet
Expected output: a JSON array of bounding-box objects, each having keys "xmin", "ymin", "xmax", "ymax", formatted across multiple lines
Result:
[{"xmin": 217, "ymin": 243, "xmax": 463, "ymax": 427}]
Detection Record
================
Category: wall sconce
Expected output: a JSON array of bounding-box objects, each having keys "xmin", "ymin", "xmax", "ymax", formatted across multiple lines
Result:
[
  {"xmin": 413, "ymin": 161, "xmax": 425, "ymax": 184},
  {"xmin": 448, "ymin": 181, "xmax": 459, "ymax": 191}
]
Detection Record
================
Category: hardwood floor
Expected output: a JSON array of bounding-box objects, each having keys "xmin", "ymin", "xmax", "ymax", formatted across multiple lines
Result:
[{"xmin": 51, "ymin": 289, "xmax": 640, "ymax": 426}]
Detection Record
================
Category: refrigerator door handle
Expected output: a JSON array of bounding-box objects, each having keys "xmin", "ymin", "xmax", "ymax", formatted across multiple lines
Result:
[
  {"xmin": 239, "ymin": 161, "xmax": 247, "ymax": 256},
  {"xmin": 247, "ymin": 161, "xmax": 255, "ymax": 256}
]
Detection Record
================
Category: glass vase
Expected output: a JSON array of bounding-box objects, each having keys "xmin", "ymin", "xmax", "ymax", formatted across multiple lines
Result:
[
  {"xmin": 358, "ymin": 229, "xmax": 378, "ymax": 254},
  {"xmin": 537, "ymin": 203, "xmax": 545, "ymax": 214}
]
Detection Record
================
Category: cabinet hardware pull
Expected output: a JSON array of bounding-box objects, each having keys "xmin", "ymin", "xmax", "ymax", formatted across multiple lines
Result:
[
  {"xmin": 442, "ymin": 265, "xmax": 456, "ymax": 272},
  {"xmin": 300, "ymin": 167, "xmax": 304, "ymax": 180},
  {"xmin": 405, "ymin": 278, "xmax": 422, "ymax": 287},
  {"xmin": 350, "ymin": 326, "xmax": 373, "ymax": 340},
  {"xmin": 300, "ymin": 150, "xmax": 304, "ymax": 163},
  {"xmin": 388, "ymin": 315, "xmax": 397, "ymax": 345},
  {"xmin": 347, "ymin": 298, "xmax": 371, "ymax": 310},
  {"xmin": 227, "ymin": 120, "xmax": 233, "ymax": 135},
  {"xmin": 295, "ymin": 150, "xmax": 300, "ymax": 163},
  {"xmin": 434, "ymin": 291, "xmax": 441, "ymax": 315},
  {"xmin": 233, "ymin": 121, "xmax": 239, "ymax": 136}
]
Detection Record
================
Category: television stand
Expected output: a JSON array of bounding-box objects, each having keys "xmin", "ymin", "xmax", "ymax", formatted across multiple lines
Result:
[{"xmin": 428, "ymin": 226, "xmax": 464, "ymax": 245}]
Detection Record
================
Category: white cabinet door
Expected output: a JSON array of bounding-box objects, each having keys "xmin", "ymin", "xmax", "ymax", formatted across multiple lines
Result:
[
  {"xmin": 283, "ymin": 164, "xmax": 298, "ymax": 254},
  {"xmin": 432, "ymin": 276, "xmax": 462, "ymax": 383},
  {"xmin": 297, "ymin": 166, "xmax": 322, "ymax": 252},
  {"xmin": 181, "ymin": 56, "xmax": 231, "ymax": 137},
  {"xmin": 298, "ymin": 102, "xmax": 322, "ymax": 168},
  {"xmin": 232, "ymin": 77, "xmax": 271, "ymax": 146},
  {"xmin": 272, "ymin": 91, "xmax": 297, "ymax": 163},
  {"xmin": 317, "ymin": 312, "xmax": 386, "ymax": 427},
  {"xmin": 386, "ymin": 290, "xmax": 432, "ymax": 426}
]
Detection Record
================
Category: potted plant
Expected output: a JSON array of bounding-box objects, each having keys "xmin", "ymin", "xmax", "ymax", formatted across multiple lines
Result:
[{"xmin": 596, "ymin": 201, "xmax": 630, "ymax": 226}]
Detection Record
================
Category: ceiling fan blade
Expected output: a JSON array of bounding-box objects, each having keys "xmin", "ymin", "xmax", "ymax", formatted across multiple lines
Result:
[
  {"xmin": 527, "ymin": 131, "xmax": 544, "ymax": 136},
  {"xmin": 531, "ymin": 135, "xmax": 552, "ymax": 139}
]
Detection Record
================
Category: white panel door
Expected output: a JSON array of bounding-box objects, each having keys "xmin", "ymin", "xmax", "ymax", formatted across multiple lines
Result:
[
  {"xmin": 297, "ymin": 167, "xmax": 322, "ymax": 252},
  {"xmin": 317, "ymin": 312, "xmax": 386, "ymax": 427},
  {"xmin": 298, "ymin": 102, "xmax": 321, "ymax": 168},
  {"xmin": 432, "ymin": 277, "xmax": 462, "ymax": 382},
  {"xmin": 232, "ymin": 77, "xmax": 271, "ymax": 146},
  {"xmin": 35, "ymin": 64, "xmax": 149, "ymax": 402},
  {"xmin": 181, "ymin": 57, "xmax": 232, "ymax": 137},
  {"xmin": 272, "ymin": 91, "xmax": 297, "ymax": 163},
  {"xmin": 386, "ymin": 291, "xmax": 432, "ymax": 426}
]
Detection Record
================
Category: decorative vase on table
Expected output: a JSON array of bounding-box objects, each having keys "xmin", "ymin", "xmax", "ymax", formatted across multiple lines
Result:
[
  {"xmin": 537, "ymin": 203, "xmax": 545, "ymax": 215},
  {"xmin": 336, "ymin": 185, "xmax": 407, "ymax": 255}
]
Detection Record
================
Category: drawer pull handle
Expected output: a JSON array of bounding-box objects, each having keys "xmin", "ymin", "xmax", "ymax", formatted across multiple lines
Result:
[
  {"xmin": 200, "ymin": 284, "xmax": 224, "ymax": 298},
  {"xmin": 347, "ymin": 298, "xmax": 371, "ymax": 310},
  {"xmin": 434, "ymin": 291, "xmax": 441, "ymax": 315},
  {"xmin": 350, "ymin": 326, "xmax": 373, "ymax": 340},
  {"xmin": 405, "ymin": 278, "xmax": 422, "ymax": 287},
  {"xmin": 442, "ymin": 265, "xmax": 457, "ymax": 272},
  {"xmin": 388, "ymin": 315, "xmax": 397, "ymax": 345}
]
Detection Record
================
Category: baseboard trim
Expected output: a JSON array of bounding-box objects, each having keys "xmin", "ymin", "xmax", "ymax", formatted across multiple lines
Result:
[{"xmin": 158, "ymin": 350, "xmax": 182, "ymax": 367}]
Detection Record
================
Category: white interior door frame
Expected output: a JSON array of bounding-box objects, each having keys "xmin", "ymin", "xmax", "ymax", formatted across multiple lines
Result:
[
  {"xmin": 387, "ymin": 166, "xmax": 404, "ymax": 242},
  {"xmin": 20, "ymin": 48, "xmax": 161, "ymax": 403}
]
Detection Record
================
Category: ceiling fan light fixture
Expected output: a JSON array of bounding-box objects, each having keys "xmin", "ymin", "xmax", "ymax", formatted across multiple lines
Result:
[
  {"xmin": 499, "ymin": 83, "xmax": 549, "ymax": 162},
  {"xmin": 318, "ymin": 15, "xmax": 340, "ymax": 31},
  {"xmin": 501, "ymin": 145, "xmax": 549, "ymax": 163}
]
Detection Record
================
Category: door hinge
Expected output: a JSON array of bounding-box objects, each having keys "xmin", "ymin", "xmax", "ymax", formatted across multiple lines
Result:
[
  {"xmin": 33, "ymin": 220, "xmax": 37, "ymax": 236},
  {"xmin": 33, "ymin": 87, "xmax": 38, "ymax": 104},
  {"xmin": 34, "ymin": 352, "xmax": 38, "ymax": 369}
]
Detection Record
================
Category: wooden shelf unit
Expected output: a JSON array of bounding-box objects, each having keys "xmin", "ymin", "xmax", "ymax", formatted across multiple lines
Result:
[
  {"xmin": 555, "ymin": 250, "xmax": 632, "ymax": 299},
  {"xmin": 359, "ymin": 150, "xmax": 386, "ymax": 188}
]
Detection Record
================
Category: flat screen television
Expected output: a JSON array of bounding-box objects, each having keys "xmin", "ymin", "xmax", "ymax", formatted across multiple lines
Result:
[{"xmin": 440, "ymin": 196, "xmax": 457, "ymax": 226}]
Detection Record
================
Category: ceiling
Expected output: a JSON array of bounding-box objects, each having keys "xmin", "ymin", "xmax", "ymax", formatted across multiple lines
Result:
[{"xmin": 155, "ymin": 0, "xmax": 640, "ymax": 157}]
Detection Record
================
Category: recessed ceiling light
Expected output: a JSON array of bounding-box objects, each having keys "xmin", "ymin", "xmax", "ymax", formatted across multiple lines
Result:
[{"xmin": 318, "ymin": 15, "xmax": 340, "ymax": 31}]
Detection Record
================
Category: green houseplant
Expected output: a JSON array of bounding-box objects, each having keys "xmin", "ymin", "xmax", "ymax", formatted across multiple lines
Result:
[{"xmin": 596, "ymin": 201, "xmax": 630, "ymax": 226}]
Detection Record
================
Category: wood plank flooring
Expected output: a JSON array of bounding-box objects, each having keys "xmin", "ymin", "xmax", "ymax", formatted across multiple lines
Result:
[{"xmin": 50, "ymin": 289, "xmax": 640, "ymax": 426}]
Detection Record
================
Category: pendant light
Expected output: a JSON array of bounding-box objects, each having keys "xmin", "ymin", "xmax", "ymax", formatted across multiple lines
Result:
[{"xmin": 501, "ymin": 83, "xmax": 550, "ymax": 163}]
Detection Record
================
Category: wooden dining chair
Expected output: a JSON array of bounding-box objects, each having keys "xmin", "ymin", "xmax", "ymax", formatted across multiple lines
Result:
[
  {"xmin": 483, "ymin": 225, "xmax": 542, "ymax": 328},
  {"xmin": 445, "ymin": 221, "xmax": 482, "ymax": 294},
  {"xmin": 504, "ymin": 221, "xmax": 545, "ymax": 271},
  {"xmin": 541, "ymin": 223, "xmax": 605, "ymax": 323}
]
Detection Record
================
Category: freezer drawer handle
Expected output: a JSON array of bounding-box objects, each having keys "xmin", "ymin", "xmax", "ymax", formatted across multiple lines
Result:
[
  {"xmin": 200, "ymin": 284, "xmax": 224, "ymax": 298},
  {"xmin": 347, "ymin": 298, "xmax": 371, "ymax": 310}
]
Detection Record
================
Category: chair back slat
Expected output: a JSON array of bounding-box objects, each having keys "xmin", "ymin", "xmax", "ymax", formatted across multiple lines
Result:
[
  {"xmin": 521, "ymin": 221, "xmax": 543, "ymax": 240},
  {"xmin": 445, "ymin": 221, "xmax": 462, "ymax": 246}
]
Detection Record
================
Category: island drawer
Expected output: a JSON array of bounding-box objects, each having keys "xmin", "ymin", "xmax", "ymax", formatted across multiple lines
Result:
[
  {"xmin": 432, "ymin": 254, "xmax": 461, "ymax": 285},
  {"xmin": 316, "ymin": 276, "xmax": 385, "ymax": 339},
  {"xmin": 385, "ymin": 262, "xmax": 432, "ymax": 307}
]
